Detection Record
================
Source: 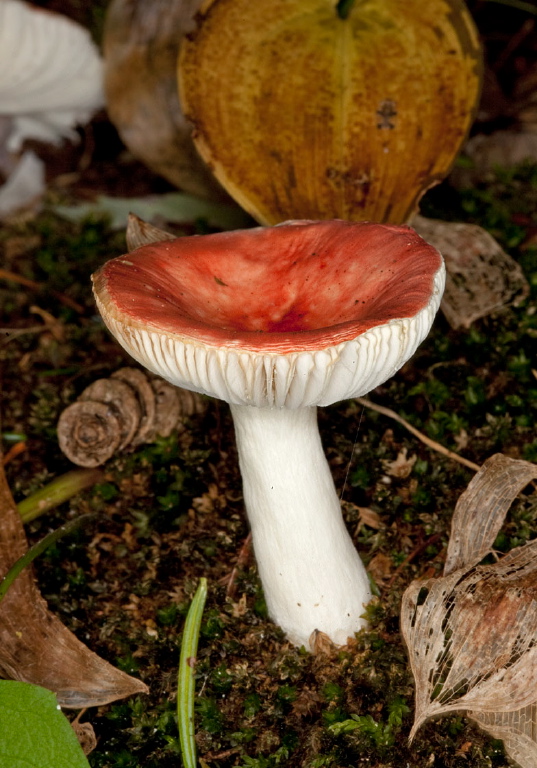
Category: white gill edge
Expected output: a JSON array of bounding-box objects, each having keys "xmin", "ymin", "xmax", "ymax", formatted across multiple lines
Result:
[{"xmin": 95, "ymin": 261, "xmax": 446, "ymax": 409}]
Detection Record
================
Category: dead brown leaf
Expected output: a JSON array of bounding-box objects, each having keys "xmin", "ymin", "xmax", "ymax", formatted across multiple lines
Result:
[
  {"xmin": 444, "ymin": 454, "xmax": 537, "ymax": 576},
  {"xmin": 368, "ymin": 553, "xmax": 394, "ymax": 584},
  {"xmin": 0, "ymin": 461, "xmax": 148, "ymax": 707},
  {"xmin": 401, "ymin": 454, "xmax": 537, "ymax": 767},
  {"xmin": 469, "ymin": 705, "xmax": 537, "ymax": 768},
  {"xmin": 403, "ymin": 540, "xmax": 537, "ymax": 738},
  {"xmin": 71, "ymin": 713, "xmax": 98, "ymax": 756},
  {"xmin": 412, "ymin": 216, "xmax": 529, "ymax": 328}
]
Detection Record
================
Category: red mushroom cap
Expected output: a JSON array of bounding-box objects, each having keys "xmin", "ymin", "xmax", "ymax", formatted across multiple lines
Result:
[
  {"xmin": 94, "ymin": 220, "xmax": 441, "ymax": 352},
  {"xmin": 93, "ymin": 220, "xmax": 444, "ymax": 407}
]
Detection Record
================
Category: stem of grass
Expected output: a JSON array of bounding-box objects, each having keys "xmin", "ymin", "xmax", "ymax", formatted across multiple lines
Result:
[{"xmin": 177, "ymin": 578, "xmax": 208, "ymax": 768}]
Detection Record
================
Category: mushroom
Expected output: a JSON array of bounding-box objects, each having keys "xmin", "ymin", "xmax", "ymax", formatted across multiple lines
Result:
[
  {"xmin": 92, "ymin": 219, "xmax": 445, "ymax": 648},
  {"xmin": 0, "ymin": 0, "xmax": 104, "ymax": 216}
]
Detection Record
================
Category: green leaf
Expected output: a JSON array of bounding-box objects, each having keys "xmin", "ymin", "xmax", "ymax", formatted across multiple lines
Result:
[{"xmin": 0, "ymin": 681, "xmax": 90, "ymax": 767}]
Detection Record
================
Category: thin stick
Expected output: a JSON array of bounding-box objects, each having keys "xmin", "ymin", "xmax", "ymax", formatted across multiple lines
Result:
[
  {"xmin": 224, "ymin": 532, "xmax": 252, "ymax": 598},
  {"xmin": 0, "ymin": 268, "xmax": 84, "ymax": 313},
  {"xmin": 386, "ymin": 533, "xmax": 442, "ymax": 588},
  {"xmin": 355, "ymin": 397, "xmax": 480, "ymax": 472},
  {"xmin": 2, "ymin": 441, "xmax": 27, "ymax": 466}
]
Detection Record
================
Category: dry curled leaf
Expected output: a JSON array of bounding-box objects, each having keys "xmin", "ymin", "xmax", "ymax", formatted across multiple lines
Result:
[
  {"xmin": 103, "ymin": 0, "xmax": 228, "ymax": 201},
  {"xmin": 445, "ymin": 454, "xmax": 537, "ymax": 576},
  {"xmin": 412, "ymin": 216, "xmax": 529, "ymax": 328},
  {"xmin": 403, "ymin": 541, "xmax": 537, "ymax": 740},
  {"xmin": 71, "ymin": 715, "xmax": 98, "ymax": 756},
  {"xmin": 125, "ymin": 212, "xmax": 175, "ymax": 252},
  {"xmin": 0, "ymin": 462, "xmax": 147, "ymax": 707},
  {"xmin": 382, "ymin": 447, "xmax": 416, "ymax": 479},
  {"xmin": 469, "ymin": 705, "xmax": 537, "ymax": 768},
  {"xmin": 401, "ymin": 454, "xmax": 537, "ymax": 766}
]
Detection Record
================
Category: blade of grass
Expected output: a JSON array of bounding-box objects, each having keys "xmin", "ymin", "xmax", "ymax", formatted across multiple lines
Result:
[
  {"xmin": 17, "ymin": 469, "xmax": 103, "ymax": 523},
  {"xmin": 177, "ymin": 578, "xmax": 208, "ymax": 768},
  {"xmin": 0, "ymin": 514, "xmax": 96, "ymax": 603}
]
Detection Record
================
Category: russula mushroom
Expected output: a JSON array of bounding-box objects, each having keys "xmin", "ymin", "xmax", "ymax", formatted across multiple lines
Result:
[
  {"xmin": 92, "ymin": 219, "xmax": 445, "ymax": 648},
  {"xmin": 0, "ymin": 0, "xmax": 104, "ymax": 215}
]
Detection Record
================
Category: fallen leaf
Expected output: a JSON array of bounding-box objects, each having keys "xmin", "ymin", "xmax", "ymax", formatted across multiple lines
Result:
[
  {"xmin": 179, "ymin": 0, "xmax": 481, "ymax": 225},
  {"xmin": 444, "ymin": 453, "xmax": 537, "ymax": 576},
  {"xmin": 367, "ymin": 553, "xmax": 394, "ymax": 584},
  {"xmin": 412, "ymin": 217, "xmax": 529, "ymax": 328},
  {"xmin": 469, "ymin": 705, "xmax": 537, "ymax": 768},
  {"xmin": 0, "ymin": 461, "xmax": 147, "ymax": 707},
  {"xmin": 71, "ymin": 715, "xmax": 97, "ymax": 756},
  {"xmin": 401, "ymin": 454, "xmax": 537, "ymax": 767},
  {"xmin": 402, "ymin": 540, "xmax": 537, "ymax": 739},
  {"xmin": 357, "ymin": 506, "xmax": 384, "ymax": 531}
]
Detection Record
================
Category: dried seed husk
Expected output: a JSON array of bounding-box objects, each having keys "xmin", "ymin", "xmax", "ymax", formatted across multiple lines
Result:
[
  {"xmin": 179, "ymin": 0, "xmax": 482, "ymax": 224},
  {"xmin": 469, "ymin": 706, "xmax": 537, "ymax": 768},
  {"xmin": 103, "ymin": 0, "xmax": 229, "ymax": 200},
  {"xmin": 125, "ymin": 212, "xmax": 176, "ymax": 252},
  {"xmin": 112, "ymin": 367, "xmax": 157, "ymax": 445},
  {"xmin": 79, "ymin": 378, "xmax": 141, "ymax": 450},
  {"xmin": 403, "ymin": 540, "xmax": 537, "ymax": 741},
  {"xmin": 57, "ymin": 400, "xmax": 122, "ymax": 468},
  {"xmin": 444, "ymin": 454, "xmax": 537, "ymax": 577}
]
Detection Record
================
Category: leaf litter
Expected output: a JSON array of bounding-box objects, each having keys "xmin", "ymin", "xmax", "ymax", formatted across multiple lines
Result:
[
  {"xmin": 0, "ymin": 459, "xmax": 147, "ymax": 708},
  {"xmin": 401, "ymin": 453, "xmax": 537, "ymax": 767}
]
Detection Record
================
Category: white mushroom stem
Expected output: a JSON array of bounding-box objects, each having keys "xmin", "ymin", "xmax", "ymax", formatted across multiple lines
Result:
[{"xmin": 230, "ymin": 403, "xmax": 372, "ymax": 648}]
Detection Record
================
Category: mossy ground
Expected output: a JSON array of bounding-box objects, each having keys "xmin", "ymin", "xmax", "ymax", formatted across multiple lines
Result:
[{"xmin": 1, "ymin": 159, "xmax": 537, "ymax": 767}]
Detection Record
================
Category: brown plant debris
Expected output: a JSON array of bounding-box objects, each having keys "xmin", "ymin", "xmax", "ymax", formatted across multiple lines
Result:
[
  {"xmin": 0, "ymin": 460, "xmax": 148, "ymax": 708},
  {"xmin": 444, "ymin": 453, "xmax": 537, "ymax": 576},
  {"xmin": 125, "ymin": 212, "xmax": 176, "ymax": 252},
  {"xmin": 412, "ymin": 216, "xmax": 530, "ymax": 329},
  {"xmin": 355, "ymin": 397, "xmax": 480, "ymax": 472},
  {"xmin": 401, "ymin": 454, "xmax": 537, "ymax": 767},
  {"xmin": 57, "ymin": 367, "xmax": 206, "ymax": 467}
]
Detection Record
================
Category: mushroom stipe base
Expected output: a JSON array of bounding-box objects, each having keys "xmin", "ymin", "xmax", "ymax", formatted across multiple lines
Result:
[{"xmin": 231, "ymin": 403, "xmax": 371, "ymax": 648}]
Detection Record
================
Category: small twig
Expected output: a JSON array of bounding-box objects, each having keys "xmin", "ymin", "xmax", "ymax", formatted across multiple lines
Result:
[
  {"xmin": 222, "ymin": 532, "xmax": 252, "ymax": 598},
  {"xmin": 493, "ymin": 17, "xmax": 534, "ymax": 74},
  {"xmin": 386, "ymin": 533, "xmax": 443, "ymax": 588},
  {"xmin": 0, "ymin": 325, "xmax": 47, "ymax": 345},
  {"xmin": 2, "ymin": 441, "xmax": 27, "ymax": 466},
  {"xmin": 355, "ymin": 397, "xmax": 480, "ymax": 472},
  {"xmin": 0, "ymin": 267, "xmax": 84, "ymax": 313},
  {"xmin": 482, "ymin": 0, "xmax": 537, "ymax": 15}
]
